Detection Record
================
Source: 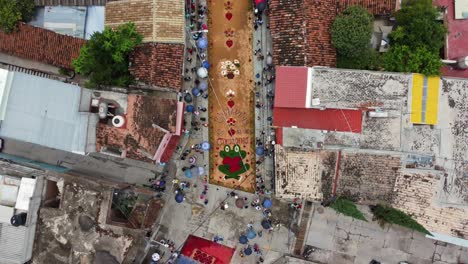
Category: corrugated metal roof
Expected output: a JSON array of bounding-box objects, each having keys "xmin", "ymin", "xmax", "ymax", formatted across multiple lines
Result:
[
  {"xmin": 30, "ymin": 6, "xmax": 105, "ymax": 40},
  {"xmin": 0, "ymin": 166, "xmax": 44, "ymax": 264},
  {"xmin": 273, "ymin": 107, "xmax": 363, "ymax": 133},
  {"xmin": 0, "ymin": 71, "xmax": 90, "ymax": 153},
  {"xmin": 274, "ymin": 66, "xmax": 309, "ymax": 108}
]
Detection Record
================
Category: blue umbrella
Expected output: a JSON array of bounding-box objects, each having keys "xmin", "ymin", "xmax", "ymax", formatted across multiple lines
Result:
[
  {"xmin": 256, "ymin": 146, "xmax": 265, "ymax": 156},
  {"xmin": 186, "ymin": 105, "xmax": 194, "ymax": 113},
  {"xmin": 247, "ymin": 229, "xmax": 256, "ymax": 239},
  {"xmin": 202, "ymin": 61, "xmax": 211, "ymax": 69},
  {"xmin": 201, "ymin": 141, "xmax": 210, "ymax": 151},
  {"xmin": 197, "ymin": 37, "xmax": 208, "ymax": 49},
  {"xmin": 191, "ymin": 87, "xmax": 201, "ymax": 97},
  {"xmin": 199, "ymin": 81, "xmax": 208, "ymax": 91},
  {"xmin": 244, "ymin": 247, "xmax": 252, "ymax": 256},
  {"xmin": 175, "ymin": 193, "xmax": 184, "ymax": 203},
  {"xmin": 184, "ymin": 169, "xmax": 193, "ymax": 178},
  {"xmin": 239, "ymin": 235, "xmax": 248, "ymax": 244},
  {"xmin": 263, "ymin": 198, "xmax": 272, "ymax": 208}
]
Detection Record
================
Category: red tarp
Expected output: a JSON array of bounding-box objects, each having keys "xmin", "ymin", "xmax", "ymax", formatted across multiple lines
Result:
[
  {"xmin": 180, "ymin": 235, "xmax": 235, "ymax": 264},
  {"xmin": 273, "ymin": 107, "xmax": 363, "ymax": 133}
]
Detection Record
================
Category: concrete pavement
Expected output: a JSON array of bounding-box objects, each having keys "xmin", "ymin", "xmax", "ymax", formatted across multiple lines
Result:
[{"xmin": 305, "ymin": 204, "xmax": 468, "ymax": 264}]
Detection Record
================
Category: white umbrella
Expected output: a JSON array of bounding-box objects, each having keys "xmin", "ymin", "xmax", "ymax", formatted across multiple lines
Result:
[
  {"xmin": 197, "ymin": 67, "xmax": 208, "ymax": 78},
  {"xmin": 152, "ymin": 253, "xmax": 161, "ymax": 261}
]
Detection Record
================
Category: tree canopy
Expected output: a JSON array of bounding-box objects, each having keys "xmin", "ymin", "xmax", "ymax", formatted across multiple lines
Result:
[
  {"xmin": 72, "ymin": 23, "xmax": 143, "ymax": 88},
  {"xmin": 0, "ymin": 0, "xmax": 35, "ymax": 33},
  {"xmin": 331, "ymin": 6, "xmax": 373, "ymax": 58},
  {"xmin": 384, "ymin": 45, "xmax": 443, "ymax": 76},
  {"xmin": 389, "ymin": 0, "xmax": 446, "ymax": 52},
  {"xmin": 331, "ymin": 6, "xmax": 379, "ymax": 70},
  {"xmin": 384, "ymin": 0, "xmax": 446, "ymax": 76}
]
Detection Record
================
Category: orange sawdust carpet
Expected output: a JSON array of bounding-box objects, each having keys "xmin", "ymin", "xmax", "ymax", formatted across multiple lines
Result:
[{"xmin": 208, "ymin": 0, "xmax": 255, "ymax": 192}]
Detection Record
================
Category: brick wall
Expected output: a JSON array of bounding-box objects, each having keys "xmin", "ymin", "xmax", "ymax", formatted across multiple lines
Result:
[
  {"xmin": 105, "ymin": 0, "xmax": 184, "ymax": 43},
  {"xmin": 129, "ymin": 43, "xmax": 183, "ymax": 91},
  {"xmin": 336, "ymin": 152, "xmax": 401, "ymax": 203},
  {"xmin": 0, "ymin": 23, "xmax": 85, "ymax": 69},
  {"xmin": 105, "ymin": 0, "xmax": 154, "ymax": 41},
  {"xmin": 392, "ymin": 172, "xmax": 468, "ymax": 239}
]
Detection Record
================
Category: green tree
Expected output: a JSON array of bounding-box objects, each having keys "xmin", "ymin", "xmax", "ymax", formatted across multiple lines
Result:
[
  {"xmin": 331, "ymin": 6, "xmax": 373, "ymax": 58},
  {"xmin": 389, "ymin": 0, "xmax": 446, "ymax": 52},
  {"xmin": 337, "ymin": 48, "xmax": 382, "ymax": 71},
  {"xmin": 330, "ymin": 197, "xmax": 367, "ymax": 221},
  {"xmin": 16, "ymin": 0, "xmax": 35, "ymax": 23},
  {"xmin": 331, "ymin": 6, "xmax": 380, "ymax": 70},
  {"xmin": 371, "ymin": 204, "xmax": 431, "ymax": 235},
  {"xmin": 384, "ymin": 45, "xmax": 443, "ymax": 76},
  {"xmin": 72, "ymin": 23, "xmax": 143, "ymax": 88},
  {"xmin": 0, "ymin": 0, "xmax": 35, "ymax": 33}
]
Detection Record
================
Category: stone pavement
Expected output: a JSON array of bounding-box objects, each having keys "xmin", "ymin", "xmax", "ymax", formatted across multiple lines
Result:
[
  {"xmin": 304, "ymin": 204, "xmax": 468, "ymax": 264},
  {"xmin": 253, "ymin": 4, "xmax": 275, "ymax": 196}
]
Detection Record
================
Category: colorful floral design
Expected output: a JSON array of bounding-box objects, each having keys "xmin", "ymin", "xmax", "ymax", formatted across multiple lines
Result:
[
  {"xmin": 224, "ymin": 28, "xmax": 235, "ymax": 38},
  {"xmin": 218, "ymin": 145, "xmax": 250, "ymax": 180},
  {"xmin": 220, "ymin": 60, "xmax": 240, "ymax": 79},
  {"xmin": 226, "ymin": 117, "xmax": 236, "ymax": 125},
  {"xmin": 224, "ymin": 1, "xmax": 233, "ymax": 10}
]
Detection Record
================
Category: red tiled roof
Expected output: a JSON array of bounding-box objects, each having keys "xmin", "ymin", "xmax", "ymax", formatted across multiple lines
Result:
[
  {"xmin": 434, "ymin": 0, "xmax": 468, "ymax": 79},
  {"xmin": 0, "ymin": 23, "xmax": 86, "ymax": 69},
  {"xmin": 273, "ymin": 107, "xmax": 363, "ymax": 133},
  {"xmin": 160, "ymin": 135, "xmax": 180, "ymax": 163},
  {"xmin": 270, "ymin": 0, "xmax": 396, "ymax": 67},
  {"xmin": 181, "ymin": 235, "xmax": 235, "ymax": 264},
  {"xmin": 274, "ymin": 66, "xmax": 309, "ymax": 108},
  {"xmin": 130, "ymin": 43, "xmax": 184, "ymax": 91}
]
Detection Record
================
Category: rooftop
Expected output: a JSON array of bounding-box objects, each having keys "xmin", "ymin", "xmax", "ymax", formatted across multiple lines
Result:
[
  {"xmin": 0, "ymin": 160, "xmax": 45, "ymax": 264},
  {"xmin": 34, "ymin": 0, "xmax": 108, "ymax": 5},
  {"xmin": 274, "ymin": 67, "xmax": 468, "ymax": 239},
  {"xmin": 105, "ymin": 0, "xmax": 185, "ymax": 43},
  {"xmin": 269, "ymin": 0, "xmax": 396, "ymax": 67},
  {"xmin": 129, "ymin": 43, "xmax": 184, "ymax": 91},
  {"xmin": 31, "ymin": 172, "xmax": 152, "ymax": 263},
  {"xmin": 434, "ymin": 0, "xmax": 468, "ymax": 79},
  {"xmin": 29, "ymin": 6, "xmax": 105, "ymax": 40},
  {"xmin": 0, "ymin": 23, "xmax": 85, "ymax": 69},
  {"xmin": 0, "ymin": 69, "xmax": 91, "ymax": 154},
  {"xmin": 95, "ymin": 95, "xmax": 180, "ymax": 162}
]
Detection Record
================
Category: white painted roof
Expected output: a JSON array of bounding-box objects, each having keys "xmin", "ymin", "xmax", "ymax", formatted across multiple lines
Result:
[{"xmin": 15, "ymin": 178, "xmax": 36, "ymax": 211}]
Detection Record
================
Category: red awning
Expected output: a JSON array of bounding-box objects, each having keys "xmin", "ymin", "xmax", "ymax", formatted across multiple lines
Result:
[
  {"xmin": 181, "ymin": 235, "xmax": 235, "ymax": 264},
  {"xmin": 273, "ymin": 107, "xmax": 363, "ymax": 133}
]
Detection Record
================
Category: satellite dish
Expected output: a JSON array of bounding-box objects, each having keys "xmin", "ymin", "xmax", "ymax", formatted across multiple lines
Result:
[{"xmin": 112, "ymin": 116, "xmax": 125, "ymax": 128}]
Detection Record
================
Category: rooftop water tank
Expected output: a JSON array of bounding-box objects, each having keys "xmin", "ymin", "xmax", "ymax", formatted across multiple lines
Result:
[{"xmin": 112, "ymin": 115, "xmax": 125, "ymax": 128}]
